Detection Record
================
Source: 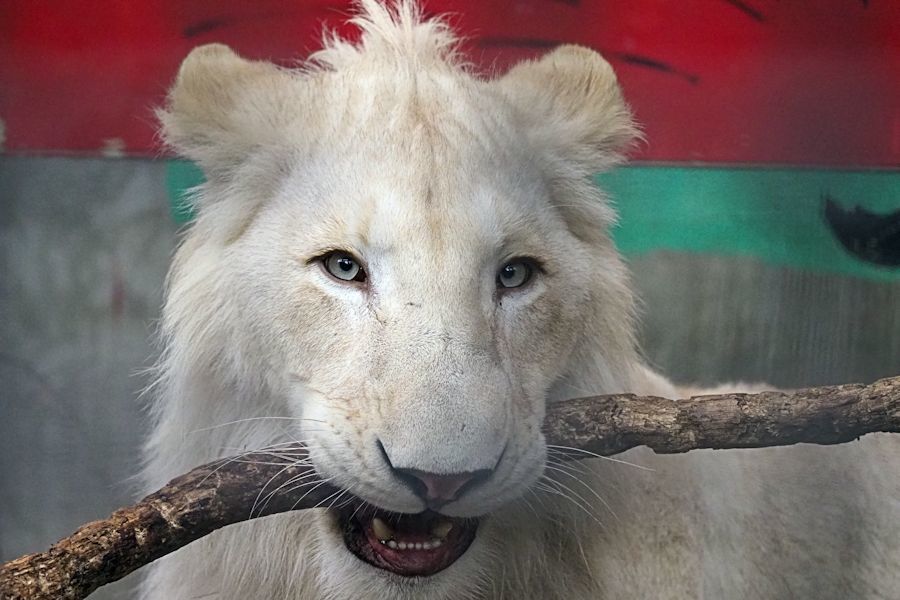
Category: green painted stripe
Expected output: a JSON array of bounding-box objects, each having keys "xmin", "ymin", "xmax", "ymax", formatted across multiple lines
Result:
[
  {"xmin": 165, "ymin": 160, "xmax": 203, "ymax": 224},
  {"xmin": 166, "ymin": 161, "xmax": 900, "ymax": 281},
  {"xmin": 599, "ymin": 166, "xmax": 900, "ymax": 282}
]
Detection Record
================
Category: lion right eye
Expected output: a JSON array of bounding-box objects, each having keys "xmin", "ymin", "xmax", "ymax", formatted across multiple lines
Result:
[
  {"xmin": 322, "ymin": 252, "xmax": 368, "ymax": 283},
  {"xmin": 497, "ymin": 258, "xmax": 539, "ymax": 291}
]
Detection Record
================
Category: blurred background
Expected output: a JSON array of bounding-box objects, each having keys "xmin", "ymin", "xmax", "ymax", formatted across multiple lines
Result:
[{"xmin": 1, "ymin": 1, "xmax": 898, "ymax": 598}]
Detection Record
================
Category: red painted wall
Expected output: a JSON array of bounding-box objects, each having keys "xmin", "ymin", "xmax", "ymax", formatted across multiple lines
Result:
[{"xmin": 1, "ymin": 1, "xmax": 898, "ymax": 166}]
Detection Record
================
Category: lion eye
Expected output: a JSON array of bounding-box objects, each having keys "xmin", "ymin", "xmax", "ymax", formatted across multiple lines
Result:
[
  {"xmin": 497, "ymin": 260, "xmax": 534, "ymax": 289},
  {"xmin": 323, "ymin": 252, "xmax": 367, "ymax": 283}
]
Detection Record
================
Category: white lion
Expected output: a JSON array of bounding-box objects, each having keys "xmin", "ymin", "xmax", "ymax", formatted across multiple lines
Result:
[{"xmin": 141, "ymin": 2, "xmax": 899, "ymax": 598}]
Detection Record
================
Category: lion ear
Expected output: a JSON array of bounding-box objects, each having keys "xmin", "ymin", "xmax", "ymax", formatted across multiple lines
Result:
[
  {"xmin": 158, "ymin": 44, "xmax": 298, "ymax": 179},
  {"xmin": 497, "ymin": 45, "xmax": 639, "ymax": 174}
]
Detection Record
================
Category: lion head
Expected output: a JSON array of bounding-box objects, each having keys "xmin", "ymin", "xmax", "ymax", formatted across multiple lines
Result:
[{"xmin": 148, "ymin": 1, "xmax": 645, "ymax": 594}]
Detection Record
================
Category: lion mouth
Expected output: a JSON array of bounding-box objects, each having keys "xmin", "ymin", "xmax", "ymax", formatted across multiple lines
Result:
[{"xmin": 337, "ymin": 505, "xmax": 479, "ymax": 577}]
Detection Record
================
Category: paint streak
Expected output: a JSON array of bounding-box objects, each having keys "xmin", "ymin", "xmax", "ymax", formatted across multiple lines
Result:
[
  {"xmin": 101, "ymin": 138, "xmax": 126, "ymax": 158},
  {"xmin": 111, "ymin": 260, "xmax": 126, "ymax": 319},
  {"xmin": 478, "ymin": 38, "xmax": 700, "ymax": 85},
  {"xmin": 478, "ymin": 36, "xmax": 560, "ymax": 49},
  {"xmin": 183, "ymin": 16, "xmax": 236, "ymax": 38},
  {"xmin": 182, "ymin": 11, "xmax": 288, "ymax": 38},
  {"xmin": 615, "ymin": 53, "xmax": 700, "ymax": 85},
  {"xmin": 721, "ymin": 0, "xmax": 766, "ymax": 22}
]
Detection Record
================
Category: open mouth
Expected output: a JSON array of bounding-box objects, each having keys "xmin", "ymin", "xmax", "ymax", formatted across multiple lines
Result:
[{"xmin": 337, "ymin": 505, "xmax": 479, "ymax": 577}]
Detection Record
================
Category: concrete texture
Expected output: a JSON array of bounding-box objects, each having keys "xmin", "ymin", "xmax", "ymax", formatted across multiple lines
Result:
[
  {"xmin": 631, "ymin": 252, "xmax": 900, "ymax": 389},
  {"xmin": 1, "ymin": 156, "xmax": 898, "ymax": 598},
  {"xmin": 0, "ymin": 156, "xmax": 176, "ymax": 598}
]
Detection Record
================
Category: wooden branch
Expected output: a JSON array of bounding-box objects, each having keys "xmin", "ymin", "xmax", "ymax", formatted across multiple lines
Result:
[
  {"xmin": 2, "ymin": 376, "xmax": 898, "ymax": 600},
  {"xmin": 544, "ymin": 375, "xmax": 900, "ymax": 457}
]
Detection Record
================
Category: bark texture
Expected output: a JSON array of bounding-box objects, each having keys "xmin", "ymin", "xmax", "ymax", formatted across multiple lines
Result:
[{"xmin": 2, "ymin": 375, "xmax": 898, "ymax": 600}]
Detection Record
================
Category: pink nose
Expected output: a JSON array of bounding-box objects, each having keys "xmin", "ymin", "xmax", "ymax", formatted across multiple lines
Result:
[{"xmin": 396, "ymin": 469, "xmax": 489, "ymax": 505}]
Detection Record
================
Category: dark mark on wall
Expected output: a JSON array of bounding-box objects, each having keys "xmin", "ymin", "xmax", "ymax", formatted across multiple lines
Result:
[
  {"xmin": 183, "ymin": 11, "xmax": 287, "ymax": 39},
  {"xmin": 721, "ymin": 0, "xmax": 766, "ymax": 22},
  {"xmin": 616, "ymin": 53, "xmax": 700, "ymax": 85},
  {"xmin": 478, "ymin": 36, "xmax": 561, "ymax": 49},
  {"xmin": 111, "ymin": 260, "xmax": 125, "ymax": 319},
  {"xmin": 824, "ymin": 196, "xmax": 900, "ymax": 267},
  {"xmin": 183, "ymin": 16, "xmax": 236, "ymax": 38},
  {"xmin": 478, "ymin": 37, "xmax": 700, "ymax": 84}
]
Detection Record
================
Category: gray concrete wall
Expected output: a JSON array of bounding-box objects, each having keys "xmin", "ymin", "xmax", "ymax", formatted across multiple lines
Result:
[
  {"xmin": 631, "ymin": 252, "xmax": 900, "ymax": 389},
  {"xmin": 1, "ymin": 156, "xmax": 898, "ymax": 598},
  {"xmin": 1, "ymin": 157, "xmax": 176, "ymax": 598}
]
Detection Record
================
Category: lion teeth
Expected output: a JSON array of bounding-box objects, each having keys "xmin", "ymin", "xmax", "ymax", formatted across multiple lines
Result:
[
  {"xmin": 431, "ymin": 521, "xmax": 453, "ymax": 539},
  {"xmin": 371, "ymin": 516, "xmax": 452, "ymax": 550},
  {"xmin": 382, "ymin": 539, "xmax": 445, "ymax": 551},
  {"xmin": 371, "ymin": 517, "xmax": 394, "ymax": 541}
]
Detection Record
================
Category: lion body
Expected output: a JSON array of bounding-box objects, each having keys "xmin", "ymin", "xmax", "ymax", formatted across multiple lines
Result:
[{"xmin": 141, "ymin": 3, "xmax": 900, "ymax": 598}]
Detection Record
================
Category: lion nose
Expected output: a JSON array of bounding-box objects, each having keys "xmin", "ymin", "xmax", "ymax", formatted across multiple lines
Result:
[
  {"xmin": 395, "ymin": 469, "xmax": 491, "ymax": 508},
  {"xmin": 377, "ymin": 439, "xmax": 493, "ymax": 507},
  {"xmin": 395, "ymin": 468, "xmax": 491, "ymax": 507}
]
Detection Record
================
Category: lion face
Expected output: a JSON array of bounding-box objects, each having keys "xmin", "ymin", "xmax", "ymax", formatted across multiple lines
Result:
[
  {"xmin": 156, "ymin": 2, "xmax": 638, "ymax": 582},
  {"xmin": 223, "ymin": 79, "xmax": 601, "ymax": 575}
]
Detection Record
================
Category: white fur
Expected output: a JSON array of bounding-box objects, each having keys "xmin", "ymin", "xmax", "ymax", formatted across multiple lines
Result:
[{"xmin": 142, "ymin": 2, "xmax": 900, "ymax": 598}]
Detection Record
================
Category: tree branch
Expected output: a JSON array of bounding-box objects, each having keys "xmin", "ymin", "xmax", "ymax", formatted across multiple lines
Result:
[{"xmin": 2, "ymin": 376, "xmax": 899, "ymax": 600}]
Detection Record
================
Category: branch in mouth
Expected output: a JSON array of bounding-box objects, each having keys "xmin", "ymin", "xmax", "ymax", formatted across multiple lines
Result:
[{"xmin": 2, "ymin": 375, "xmax": 899, "ymax": 599}]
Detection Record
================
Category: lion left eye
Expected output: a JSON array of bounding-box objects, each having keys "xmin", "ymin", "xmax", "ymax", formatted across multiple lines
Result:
[
  {"xmin": 497, "ymin": 260, "xmax": 534, "ymax": 289},
  {"xmin": 322, "ymin": 252, "xmax": 367, "ymax": 283}
]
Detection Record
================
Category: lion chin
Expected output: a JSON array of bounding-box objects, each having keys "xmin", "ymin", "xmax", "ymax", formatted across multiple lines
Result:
[{"xmin": 138, "ymin": 2, "xmax": 900, "ymax": 600}]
